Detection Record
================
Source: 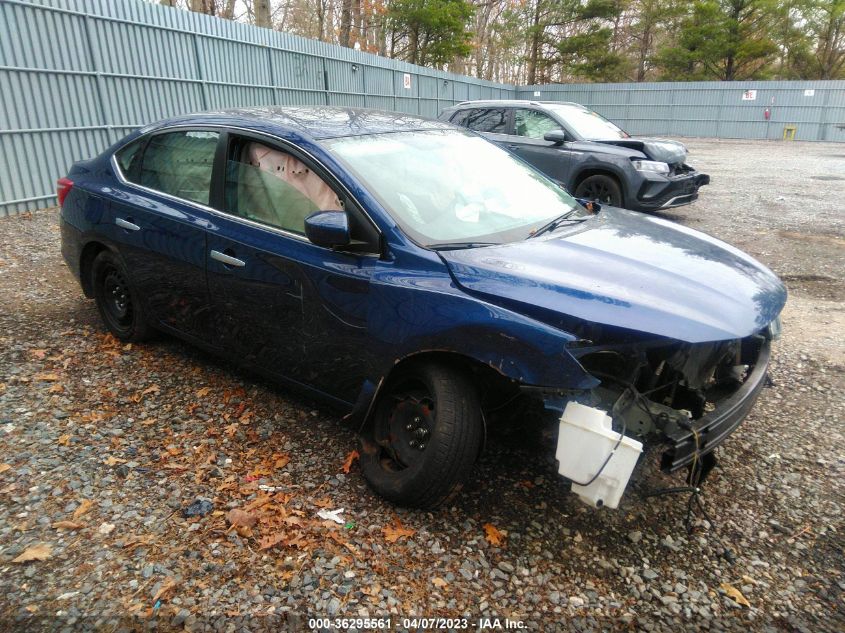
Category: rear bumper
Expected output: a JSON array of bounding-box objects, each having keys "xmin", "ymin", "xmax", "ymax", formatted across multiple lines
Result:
[
  {"xmin": 660, "ymin": 336, "xmax": 771, "ymax": 472},
  {"xmin": 633, "ymin": 171, "xmax": 710, "ymax": 211}
]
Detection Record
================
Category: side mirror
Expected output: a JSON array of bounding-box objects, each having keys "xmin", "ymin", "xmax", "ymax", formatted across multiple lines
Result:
[
  {"xmin": 544, "ymin": 130, "xmax": 568, "ymax": 145},
  {"xmin": 304, "ymin": 211, "xmax": 350, "ymax": 248}
]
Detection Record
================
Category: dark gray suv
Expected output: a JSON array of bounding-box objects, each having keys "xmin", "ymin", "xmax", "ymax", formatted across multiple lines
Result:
[{"xmin": 439, "ymin": 100, "xmax": 709, "ymax": 212}]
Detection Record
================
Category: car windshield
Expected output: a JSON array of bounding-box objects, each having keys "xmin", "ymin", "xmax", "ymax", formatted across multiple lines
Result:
[
  {"xmin": 545, "ymin": 104, "xmax": 629, "ymax": 140},
  {"xmin": 324, "ymin": 130, "xmax": 584, "ymax": 247}
]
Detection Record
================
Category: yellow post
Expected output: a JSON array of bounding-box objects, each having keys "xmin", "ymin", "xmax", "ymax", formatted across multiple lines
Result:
[{"xmin": 783, "ymin": 126, "xmax": 797, "ymax": 140}]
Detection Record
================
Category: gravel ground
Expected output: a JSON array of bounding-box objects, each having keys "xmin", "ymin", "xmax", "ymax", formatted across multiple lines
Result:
[{"xmin": 0, "ymin": 138, "xmax": 843, "ymax": 632}]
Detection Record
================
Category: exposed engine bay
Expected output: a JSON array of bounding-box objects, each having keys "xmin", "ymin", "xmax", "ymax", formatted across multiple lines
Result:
[{"xmin": 570, "ymin": 328, "xmax": 772, "ymax": 472}]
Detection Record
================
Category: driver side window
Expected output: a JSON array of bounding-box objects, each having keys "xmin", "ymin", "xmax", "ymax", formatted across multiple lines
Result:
[
  {"xmin": 224, "ymin": 139, "xmax": 344, "ymax": 235},
  {"xmin": 514, "ymin": 109, "xmax": 562, "ymax": 140}
]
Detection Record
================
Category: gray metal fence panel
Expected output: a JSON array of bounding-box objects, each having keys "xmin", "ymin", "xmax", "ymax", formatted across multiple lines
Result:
[
  {"xmin": 0, "ymin": 0, "xmax": 513, "ymax": 215},
  {"xmin": 519, "ymin": 80, "xmax": 845, "ymax": 143},
  {"xmin": 4, "ymin": 0, "xmax": 845, "ymax": 216}
]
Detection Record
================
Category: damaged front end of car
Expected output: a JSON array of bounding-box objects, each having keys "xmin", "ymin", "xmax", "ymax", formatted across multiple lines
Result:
[{"xmin": 539, "ymin": 318, "xmax": 780, "ymax": 509}]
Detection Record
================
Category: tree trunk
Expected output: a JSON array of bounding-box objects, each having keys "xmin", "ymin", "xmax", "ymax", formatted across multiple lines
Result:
[
  {"xmin": 351, "ymin": 0, "xmax": 362, "ymax": 48},
  {"xmin": 221, "ymin": 0, "xmax": 237, "ymax": 20},
  {"xmin": 409, "ymin": 26, "xmax": 419, "ymax": 65},
  {"xmin": 339, "ymin": 0, "xmax": 352, "ymax": 47},
  {"xmin": 527, "ymin": 0, "xmax": 542, "ymax": 85},
  {"xmin": 254, "ymin": 0, "xmax": 272, "ymax": 28}
]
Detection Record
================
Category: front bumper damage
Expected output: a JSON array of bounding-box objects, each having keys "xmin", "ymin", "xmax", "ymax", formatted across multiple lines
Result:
[
  {"xmin": 633, "ymin": 169, "xmax": 710, "ymax": 211},
  {"xmin": 543, "ymin": 330, "xmax": 773, "ymax": 508},
  {"xmin": 660, "ymin": 336, "xmax": 770, "ymax": 472}
]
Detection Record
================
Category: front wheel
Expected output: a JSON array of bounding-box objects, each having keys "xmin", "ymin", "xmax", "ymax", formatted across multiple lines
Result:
[
  {"xmin": 360, "ymin": 363, "xmax": 483, "ymax": 509},
  {"xmin": 575, "ymin": 174, "xmax": 623, "ymax": 207},
  {"xmin": 91, "ymin": 250, "xmax": 151, "ymax": 342}
]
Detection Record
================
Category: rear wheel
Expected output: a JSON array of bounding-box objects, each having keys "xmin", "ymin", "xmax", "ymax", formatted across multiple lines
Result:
[
  {"xmin": 92, "ymin": 250, "xmax": 151, "ymax": 342},
  {"xmin": 575, "ymin": 174, "xmax": 623, "ymax": 207},
  {"xmin": 360, "ymin": 363, "xmax": 483, "ymax": 509}
]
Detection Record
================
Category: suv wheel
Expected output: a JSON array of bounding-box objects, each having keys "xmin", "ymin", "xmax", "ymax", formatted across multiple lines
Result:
[
  {"xmin": 575, "ymin": 174, "xmax": 623, "ymax": 207},
  {"xmin": 360, "ymin": 363, "xmax": 483, "ymax": 509}
]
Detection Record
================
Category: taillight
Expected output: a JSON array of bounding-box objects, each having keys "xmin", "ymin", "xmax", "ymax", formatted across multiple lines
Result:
[{"xmin": 56, "ymin": 177, "xmax": 74, "ymax": 207}]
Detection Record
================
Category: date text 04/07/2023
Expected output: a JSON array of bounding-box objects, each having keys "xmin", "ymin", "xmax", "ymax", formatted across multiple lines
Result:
[{"xmin": 307, "ymin": 617, "xmax": 527, "ymax": 630}]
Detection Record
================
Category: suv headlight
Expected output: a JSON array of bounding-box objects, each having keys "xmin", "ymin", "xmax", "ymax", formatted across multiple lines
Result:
[{"xmin": 632, "ymin": 160, "xmax": 670, "ymax": 174}]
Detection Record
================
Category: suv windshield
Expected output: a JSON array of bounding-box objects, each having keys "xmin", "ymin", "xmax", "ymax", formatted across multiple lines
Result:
[
  {"xmin": 545, "ymin": 104, "xmax": 629, "ymax": 140},
  {"xmin": 324, "ymin": 130, "xmax": 583, "ymax": 247}
]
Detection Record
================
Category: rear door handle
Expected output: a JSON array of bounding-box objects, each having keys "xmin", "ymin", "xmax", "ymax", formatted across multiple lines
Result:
[
  {"xmin": 116, "ymin": 217, "xmax": 140, "ymax": 231},
  {"xmin": 210, "ymin": 249, "xmax": 245, "ymax": 268}
]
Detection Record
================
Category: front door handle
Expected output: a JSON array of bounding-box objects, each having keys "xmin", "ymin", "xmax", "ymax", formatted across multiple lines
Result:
[
  {"xmin": 116, "ymin": 217, "xmax": 140, "ymax": 231},
  {"xmin": 210, "ymin": 249, "xmax": 245, "ymax": 268}
]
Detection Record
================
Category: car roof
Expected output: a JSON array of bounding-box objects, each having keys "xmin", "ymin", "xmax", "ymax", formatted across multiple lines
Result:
[
  {"xmin": 446, "ymin": 100, "xmax": 584, "ymax": 109},
  {"xmin": 140, "ymin": 106, "xmax": 455, "ymax": 141}
]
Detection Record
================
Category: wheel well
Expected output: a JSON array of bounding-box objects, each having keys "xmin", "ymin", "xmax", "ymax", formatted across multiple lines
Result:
[
  {"xmin": 79, "ymin": 241, "xmax": 108, "ymax": 298},
  {"xmin": 365, "ymin": 351, "xmax": 525, "ymax": 444},
  {"xmin": 573, "ymin": 169, "xmax": 625, "ymax": 204}
]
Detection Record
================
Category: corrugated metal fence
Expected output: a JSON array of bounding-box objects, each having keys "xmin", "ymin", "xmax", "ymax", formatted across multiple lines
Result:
[
  {"xmin": 3, "ymin": 0, "xmax": 845, "ymax": 216},
  {"xmin": 0, "ymin": 0, "xmax": 513, "ymax": 216},
  {"xmin": 518, "ymin": 81, "xmax": 845, "ymax": 143}
]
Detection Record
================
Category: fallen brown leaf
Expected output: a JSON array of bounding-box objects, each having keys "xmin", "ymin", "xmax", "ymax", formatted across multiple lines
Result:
[
  {"xmin": 142, "ymin": 384, "xmax": 160, "ymax": 396},
  {"xmin": 382, "ymin": 518, "xmax": 415, "ymax": 543},
  {"xmin": 48, "ymin": 384, "xmax": 64, "ymax": 394},
  {"xmin": 102, "ymin": 456, "xmax": 126, "ymax": 466},
  {"xmin": 73, "ymin": 499, "xmax": 95, "ymax": 520},
  {"xmin": 34, "ymin": 372, "xmax": 60, "ymax": 382},
  {"xmin": 273, "ymin": 453, "xmax": 290, "ymax": 470},
  {"xmin": 57, "ymin": 434, "xmax": 71, "ymax": 446},
  {"xmin": 51, "ymin": 520, "xmax": 84, "ymax": 530},
  {"xmin": 432, "ymin": 577, "xmax": 448, "ymax": 588},
  {"xmin": 484, "ymin": 523, "xmax": 505, "ymax": 547},
  {"xmin": 341, "ymin": 449, "xmax": 359, "ymax": 474},
  {"xmin": 152, "ymin": 576, "xmax": 178, "ymax": 602},
  {"xmin": 0, "ymin": 464, "xmax": 11, "ymax": 474},
  {"xmin": 226, "ymin": 508, "xmax": 257, "ymax": 528},
  {"xmin": 29, "ymin": 349, "xmax": 47, "ymax": 359},
  {"xmin": 721, "ymin": 582, "xmax": 751, "ymax": 607},
  {"xmin": 258, "ymin": 532, "xmax": 287, "ymax": 550},
  {"xmin": 224, "ymin": 422, "xmax": 239, "ymax": 437},
  {"xmin": 13, "ymin": 543, "xmax": 52, "ymax": 563},
  {"xmin": 196, "ymin": 387, "xmax": 211, "ymax": 398}
]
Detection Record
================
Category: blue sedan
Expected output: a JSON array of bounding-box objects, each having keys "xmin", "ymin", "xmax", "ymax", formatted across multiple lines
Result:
[{"xmin": 59, "ymin": 107, "xmax": 786, "ymax": 509}]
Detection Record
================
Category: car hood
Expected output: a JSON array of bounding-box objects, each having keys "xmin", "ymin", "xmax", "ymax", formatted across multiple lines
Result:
[
  {"xmin": 590, "ymin": 138, "xmax": 688, "ymax": 164},
  {"xmin": 439, "ymin": 208, "xmax": 786, "ymax": 343}
]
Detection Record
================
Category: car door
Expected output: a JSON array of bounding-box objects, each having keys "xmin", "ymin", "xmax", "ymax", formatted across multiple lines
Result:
[
  {"xmin": 106, "ymin": 129, "xmax": 219, "ymax": 343},
  {"xmin": 506, "ymin": 109, "xmax": 573, "ymax": 185},
  {"xmin": 206, "ymin": 132, "xmax": 381, "ymax": 404}
]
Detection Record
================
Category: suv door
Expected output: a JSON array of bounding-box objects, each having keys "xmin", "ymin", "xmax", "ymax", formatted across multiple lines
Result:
[
  {"xmin": 108, "ymin": 129, "xmax": 219, "ymax": 343},
  {"xmin": 207, "ymin": 132, "xmax": 381, "ymax": 403},
  {"xmin": 507, "ymin": 109, "xmax": 573, "ymax": 185}
]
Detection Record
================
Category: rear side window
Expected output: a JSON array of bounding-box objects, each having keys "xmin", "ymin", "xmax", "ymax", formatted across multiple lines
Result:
[
  {"xmin": 514, "ymin": 109, "xmax": 562, "ymax": 139},
  {"xmin": 448, "ymin": 109, "xmax": 471, "ymax": 126},
  {"xmin": 464, "ymin": 108, "xmax": 508, "ymax": 134},
  {"xmin": 115, "ymin": 139, "xmax": 144, "ymax": 178},
  {"xmin": 137, "ymin": 131, "xmax": 219, "ymax": 205}
]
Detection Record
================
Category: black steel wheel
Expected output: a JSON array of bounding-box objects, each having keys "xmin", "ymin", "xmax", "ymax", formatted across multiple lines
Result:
[
  {"xmin": 575, "ymin": 174, "xmax": 623, "ymax": 207},
  {"xmin": 92, "ymin": 250, "xmax": 151, "ymax": 341},
  {"xmin": 360, "ymin": 363, "xmax": 483, "ymax": 509}
]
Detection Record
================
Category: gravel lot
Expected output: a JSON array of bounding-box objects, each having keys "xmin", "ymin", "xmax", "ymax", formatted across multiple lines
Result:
[{"xmin": 0, "ymin": 138, "xmax": 843, "ymax": 632}]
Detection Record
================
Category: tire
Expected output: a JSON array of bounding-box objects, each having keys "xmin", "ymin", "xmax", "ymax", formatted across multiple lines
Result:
[
  {"xmin": 574, "ymin": 174, "xmax": 623, "ymax": 207},
  {"xmin": 360, "ymin": 363, "xmax": 483, "ymax": 509},
  {"xmin": 91, "ymin": 250, "xmax": 151, "ymax": 342}
]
